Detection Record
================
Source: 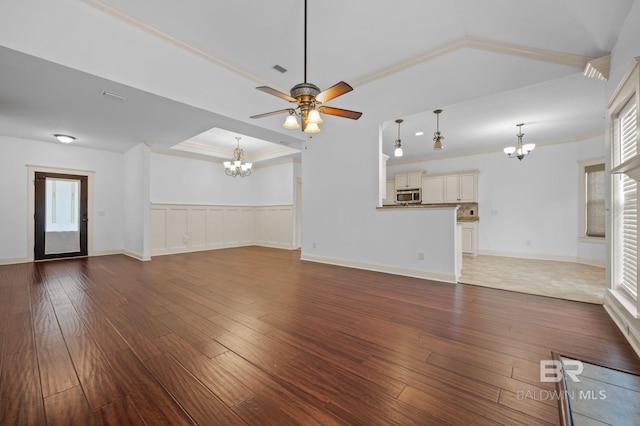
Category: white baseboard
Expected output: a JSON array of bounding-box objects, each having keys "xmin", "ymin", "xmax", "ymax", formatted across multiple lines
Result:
[
  {"xmin": 479, "ymin": 249, "xmax": 604, "ymax": 268},
  {"xmin": 93, "ymin": 249, "xmax": 124, "ymax": 257},
  {"xmin": 0, "ymin": 257, "xmax": 29, "ymax": 265},
  {"xmin": 604, "ymin": 290, "xmax": 640, "ymax": 359},
  {"xmin": 300, "ymin": 253, "xmax": 457, "ymax": 284},
  {"xmin": 123, "ymin": 249, "xmax": 150, "ymax": 261}
]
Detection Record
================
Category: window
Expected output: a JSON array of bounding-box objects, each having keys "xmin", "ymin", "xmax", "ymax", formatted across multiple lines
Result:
[
  {"xmin": 579, "ymin": 159, "xmax": 605, "ymax": 240},
  {"xmin": 612, "ymin": 97, "xmax": 638, "ymax": 301}
]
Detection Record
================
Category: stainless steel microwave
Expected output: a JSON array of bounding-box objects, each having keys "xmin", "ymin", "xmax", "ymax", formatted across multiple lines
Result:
[{"xmin": 396, "ymin": 189, "xmax": 421, "ymax": 204}]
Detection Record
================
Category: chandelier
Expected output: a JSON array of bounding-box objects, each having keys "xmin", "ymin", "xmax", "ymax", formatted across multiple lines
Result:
[
  {"xmin": 503, "ymin": 123, "xmax": 535, "ymax": 161},
  {"xmin": 433, "ymin": 109, "xmax": 444, "ymax": 150},
  {"xmin": 393, "ymin": 119, "xmax": 403, "ymax": 157},
  {"xmin": 223, "ymin": 137, "xmax": 252, "ymax": 178}
]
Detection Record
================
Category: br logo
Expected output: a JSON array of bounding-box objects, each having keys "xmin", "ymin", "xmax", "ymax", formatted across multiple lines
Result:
[{"xmin": 540, "ymin": 360, "xmax": 584, "ymax": 383}]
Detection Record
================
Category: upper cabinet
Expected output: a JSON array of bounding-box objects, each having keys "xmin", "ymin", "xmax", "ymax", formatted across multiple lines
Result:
[
  {"xmin": 422, "ymin": 176, "xmax": 444, "ymax": 203},
  {"xmin": 383, "ymin": 180, "xmax": 396, "ymax": 205},
  {"xmin": 395, "ymin": 171, "xmax": 423, "ymax": 189},
  {"xmin": 422, "ymin": 171, "xmax": 478, "ymax": 204}
]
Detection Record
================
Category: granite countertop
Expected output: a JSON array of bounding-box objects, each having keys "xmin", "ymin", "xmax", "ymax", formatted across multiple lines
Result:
[
  {"xmin": 457, "ymin": 217, "xmax": 480, "ymax": 222},
  {"xmin": 378, "ymin": 204, "xmax": 479, "ymax": 222}
]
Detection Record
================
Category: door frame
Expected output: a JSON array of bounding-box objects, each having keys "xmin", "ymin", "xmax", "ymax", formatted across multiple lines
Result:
[{"xmin": 27, "ymin": 165, "xmax": 94, "ymax": 262}]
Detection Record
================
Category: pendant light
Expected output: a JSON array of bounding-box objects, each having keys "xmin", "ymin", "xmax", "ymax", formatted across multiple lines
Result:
[
  {"xmin": 433, "ymin": 109, "xmax": 444, "ymax": 150},
  {"xmin": 394, "ymin": 119, "xmax": 404, "ymax": 157},
  {"xmin": 504, "ymin": 123, "xmax": 535, "ymax": 161}
]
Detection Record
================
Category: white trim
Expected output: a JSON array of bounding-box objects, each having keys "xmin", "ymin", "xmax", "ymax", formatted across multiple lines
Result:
[
  {"xmin": 0, "ymin": 257, "xmax": 30, "ymax": 266},
  {"xmin": 604, "ymin": 290, "xmax": 640, "ymax": 358},
  {"xmin": 123, "ymin": 249, "xmax": 150, "ymax": 261},
  {"xmin": 93, "ymin": 249, "xmax": 125, "ymax": 257},
  {"xmin": 77, "ymin": 1, "xmax": 594, "ymax": 90},
  {"xmin": 388, "ymin": 130, "xmax": 604, "ymax": 166},
  {"xmin": 354, "ymin": 37, "xmax": 591, "ymax": 87},
  {"xmin": 479, "ymin": 249, "xmax": 605, "ymax": 268},
  {"xmin": 26, "ymin": 165, "xmax": 94, "ymax": 262},
  {"xmin": 300, "ymin": 253, "xmax": 458, "ymax": 284}
]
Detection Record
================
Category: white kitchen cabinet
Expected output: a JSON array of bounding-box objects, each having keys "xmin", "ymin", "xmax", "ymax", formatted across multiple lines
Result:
[
  {"xmin": 459, "ymin": 173, "xmax": 477, "ymax": 202},
  {"xmin": 444, "ymin": 173, "xmax": 477, "ymax": 202},
  {"xmin": 383, "ymin": 180, "xmax": 396, "ymax": 205},
  {"xmin": 421, "ymin": 176, "xmax": 444, "ymax": 203},
  {"xmin": 395, "ymin": 171, "xmax": 423, "ymax": 189},
  {"xmin": 461, "ymin": 222, "xmax": 478, "ymax": 255}
]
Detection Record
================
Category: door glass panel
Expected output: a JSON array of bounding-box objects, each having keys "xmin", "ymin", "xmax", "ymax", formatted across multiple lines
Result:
[{"xmin": 44, "ymin": 178, "xmax": 81, "ymax": 254}]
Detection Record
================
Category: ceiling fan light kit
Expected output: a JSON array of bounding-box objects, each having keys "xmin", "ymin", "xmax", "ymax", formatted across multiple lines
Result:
[{"xmin": 250, "ymin": 0, "xmax": 362, "ymax": 133}]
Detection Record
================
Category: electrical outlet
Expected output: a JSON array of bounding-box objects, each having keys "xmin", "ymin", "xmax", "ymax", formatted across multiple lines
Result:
[
  {"xmin": 312, "ymin": 242, "xmax": 317, "ymax": 248},
  {"xmin": 526, "ymin": 240, "xmax": 532, "ymax": 246},
  {"xmin": 418, "ymin": 252, "xmax": 424, "ymax": 261}
]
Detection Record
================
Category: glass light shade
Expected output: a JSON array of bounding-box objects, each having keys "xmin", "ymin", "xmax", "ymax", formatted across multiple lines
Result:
[
  {"xmin": 523, "ymin": 143, "xmax": 536, "ymax": 152},
  {"xmin": 433, "ymin": 138, "xmax": 443, "ymax": 150},
  {"xmin": 283, "ymin": 114, "xmax": 300, "ymax": 129},
  {"xmin": 394, "ymin": 147, "xmax": 403, "ymax": 157},
  {"xmin": 223, "ymin": 161, "xmax": 231, "ymax": 168},
  {"xmin": 245, "ymin": 163, "xmax": 252, "ymax": 169},
  {"xmin": 304, "ymin": 122, "xmax": 321, "ymax": 133},
  {"xmin": 503, "ymin": 147, "xmax": 516, "ymax": 155},
  {"xmin": 234, "ymin": 160, "xmax": 241, "ymax": 167},
  {"xmin": 241, "ymin": 164, "xmax": 248, "ymax": 171},
  {"xmin": 307, "ymin": 109, "xmax": 323, "ymax": 124}
]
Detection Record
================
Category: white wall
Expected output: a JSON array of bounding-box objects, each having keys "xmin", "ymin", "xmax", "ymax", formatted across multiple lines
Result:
[
  {"xmin": 0, "ymin": 135, "xmax": 124, "ymax": 263},
  {"xmin": 150, "ymin": 151, "xmax": 296, "ymax": 206},
  {"xmin": 301, "ymin": 116, "xmax": 460, "ymax": 283},
  {"xmin": 388, "ymin": 135, "xmax": 605, "ymax": 265},
  {"xmin": 123, "ymin": 143, "xmax": 150, "ymax": 260}
]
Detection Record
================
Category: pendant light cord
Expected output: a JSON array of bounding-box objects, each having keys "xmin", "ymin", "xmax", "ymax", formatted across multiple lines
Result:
[{"xmin": 304, "ymin": 0, "xmax": 307, "ymax": 83}]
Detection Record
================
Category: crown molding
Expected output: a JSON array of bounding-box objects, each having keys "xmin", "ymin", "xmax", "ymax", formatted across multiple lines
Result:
[
  {"xmin": 80, "ymin": 1, "xmax": 595, "ymax": 91},
  {"xmin": 387, "ymin": 130, "xmax": 604, "ymax": 165},
  {"xmin": 79, "ymin": 0, "xmax": 272, "ymax": 86},
  {"xmin": 149, "ymin": 145, "xmax": 300, "ymax": 167},
  {"xmin": 354, "ymin": 37, "xmax": 593, "ymax": 88}
]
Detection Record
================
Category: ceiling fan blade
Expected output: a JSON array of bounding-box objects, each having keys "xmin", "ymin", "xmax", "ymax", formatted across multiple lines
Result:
[
  {"xmin": 318, "ymin": 106, "xmax": 362, "ymax": 120},
  {"xmin": 250, "ymin": 109, "xmax": 291, "ymax": 119},
  {"xmin": 315, "ymin": 81, "xmax": 353, "ymax": 104},
  {"xmin": 256, "ymin": 86, "xmax": 297, "ymax": 103}
]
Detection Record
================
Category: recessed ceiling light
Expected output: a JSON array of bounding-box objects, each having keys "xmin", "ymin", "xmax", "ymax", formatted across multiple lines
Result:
[
  {"xmin": 54, "ymin": 134, "xmax": 75, "ymax": 143},
  {"xmin": 415, "ymin": 131, "xmax": 424, "ymax": 136}
]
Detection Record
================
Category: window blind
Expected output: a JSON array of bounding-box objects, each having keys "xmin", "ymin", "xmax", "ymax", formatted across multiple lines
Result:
[
  {"xmin": 616, "ymin": 99, "xmax": 638, "ymax": 300},
  {"xmin": 585, "ymin": 163, "xmax": 605, "ymax": 237}
]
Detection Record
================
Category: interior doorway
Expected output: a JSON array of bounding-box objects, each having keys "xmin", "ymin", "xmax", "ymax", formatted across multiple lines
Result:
[{"xmin": 34, "ymin": 172, "xmax": 88, "ymax": 260}]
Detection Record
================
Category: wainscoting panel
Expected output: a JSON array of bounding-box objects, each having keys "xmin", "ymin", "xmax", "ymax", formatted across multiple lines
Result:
[
  {"xmin": 256, "ymin": 206, "xmax": 293, "ymax": 248},
  {"xmin": 150, "ymin": 208, "xmax": 167, "ymax": 252},
  {"xmin": 167, "ymin": 207, "xmax": 188, "ymax": 250},
  {"xmin": 151, "ymin": 204, "xmax": 294, "ymax": 256},
  {"xmin": 206, "ymin": 208, "xmax": 225, "ymax": 249}
]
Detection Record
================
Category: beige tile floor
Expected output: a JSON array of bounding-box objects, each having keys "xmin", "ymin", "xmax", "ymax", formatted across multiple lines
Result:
[{"xmin": 460, "ymin": 255, "xmax": 606, "ymax": 304}]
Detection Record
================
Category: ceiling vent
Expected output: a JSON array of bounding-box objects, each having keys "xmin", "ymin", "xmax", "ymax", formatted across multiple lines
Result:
[{"xmin": 272, "ymin": 64, "xmax": 287, "ymax": 74}]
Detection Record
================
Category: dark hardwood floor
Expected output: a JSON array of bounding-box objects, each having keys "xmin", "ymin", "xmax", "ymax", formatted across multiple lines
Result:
[{"xmin": 1, "ymin": 246, "xmax": 638, "ymax": 425}]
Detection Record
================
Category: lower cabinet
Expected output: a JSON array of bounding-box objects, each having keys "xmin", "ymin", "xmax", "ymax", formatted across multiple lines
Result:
[{"xmin": 461, "ymin": 222, "xmax": 478, "ymax": 256}]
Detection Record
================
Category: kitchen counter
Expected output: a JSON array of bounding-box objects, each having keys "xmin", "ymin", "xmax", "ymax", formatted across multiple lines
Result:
[{"xmin": 378, "ymin": 203, "xmax": 479, "ymax": 222}]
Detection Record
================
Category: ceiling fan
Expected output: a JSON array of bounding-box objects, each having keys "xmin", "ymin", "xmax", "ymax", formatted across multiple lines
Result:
[{"xmin": 250, "ymin": 0, "xmax": 362, "ymax": 133}]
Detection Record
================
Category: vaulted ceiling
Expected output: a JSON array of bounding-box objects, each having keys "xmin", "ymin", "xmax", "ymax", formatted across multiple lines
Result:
[{"xmin": 0, "ymin": 0, "xmax": 635, "ymax": 163}]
